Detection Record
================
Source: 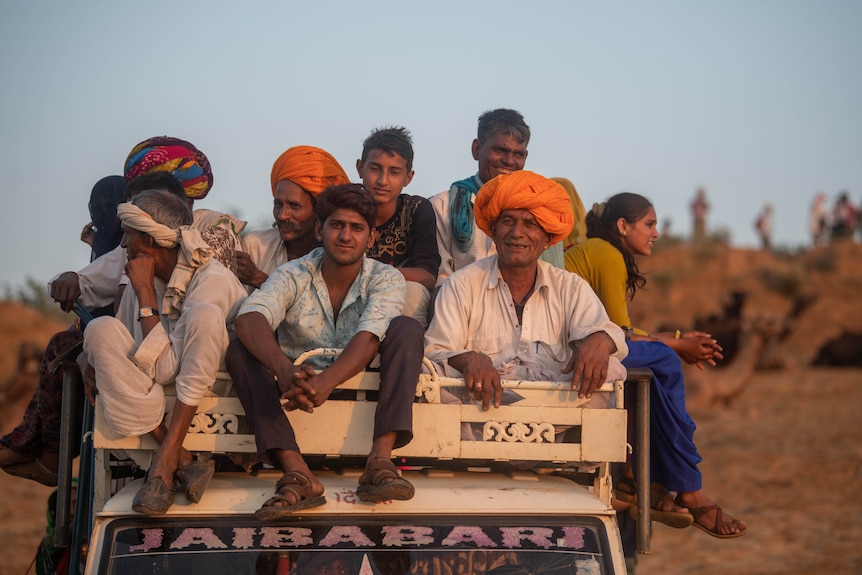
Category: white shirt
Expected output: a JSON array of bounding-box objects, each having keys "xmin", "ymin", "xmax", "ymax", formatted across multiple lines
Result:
[
  {"xmin": 430, "ymin": 183, "xmax": 496, "ymax": 288},
  {"xmin": 425, "ymin": 256, "xmax": 627, "ymax": 382},
  {"xmin": 240, "ymin": 227, "xmax": 289, "ymax": 279}
]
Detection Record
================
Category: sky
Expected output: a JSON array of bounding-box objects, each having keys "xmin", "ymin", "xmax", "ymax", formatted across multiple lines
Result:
[{"xmin": 1, "ymin": 0, "xmax": 860, "ymax": 292}]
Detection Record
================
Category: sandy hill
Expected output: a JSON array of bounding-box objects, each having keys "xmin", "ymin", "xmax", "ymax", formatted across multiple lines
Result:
[{"xmin": 628, "ymin": 240, "xmax": 862, "ymax": 367}]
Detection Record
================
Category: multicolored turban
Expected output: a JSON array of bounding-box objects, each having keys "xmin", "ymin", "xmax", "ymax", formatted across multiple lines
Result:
[
  {"xmin": 124, "ymin": 136, "xmax": 214, "ymax": 200},
  {"xmin": 474, "ymin": 171, "xmax": 574, "ymax": 246},
  {"xmin": 270, "ymin": 146, "xmax": 350, "ymax": 196}
]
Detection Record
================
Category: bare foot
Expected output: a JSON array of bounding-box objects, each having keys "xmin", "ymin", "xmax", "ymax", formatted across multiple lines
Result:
[{"xmin": 676, "ymin": 490, "xmax": 746, "ymax": 537}]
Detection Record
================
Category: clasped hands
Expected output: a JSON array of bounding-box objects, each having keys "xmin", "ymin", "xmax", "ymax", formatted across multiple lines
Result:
[
  {"xmin": 669, "ymin": 331, "xmax": 724, "ymax": 370},
  {"xmin": 276, "ymin": 362, "xmax": 338, "ymax": 413}
]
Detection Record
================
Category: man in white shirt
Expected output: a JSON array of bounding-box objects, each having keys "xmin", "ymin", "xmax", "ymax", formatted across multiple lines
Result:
[
  {"xmin": 82, "ymin": 190, "xmax": 247, "ymax": 516},
  {"xmin": 425, "ymin": 171, "xmax": 627, "ymax": 411},
  {"xmin": 236, "ymin": 145, "xmax": 350, "ymax": 289},
  {"xmin": 431, "ymin": 108, "xmax": 530, "ymax": 286}
]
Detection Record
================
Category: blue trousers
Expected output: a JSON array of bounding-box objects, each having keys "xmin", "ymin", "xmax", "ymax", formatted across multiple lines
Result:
[{"xmin": 625, "ymin": 341, "xmax": 702, "ymax": 492}]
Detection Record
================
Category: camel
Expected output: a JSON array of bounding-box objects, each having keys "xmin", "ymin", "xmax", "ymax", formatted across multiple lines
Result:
[
  {"xmin": 0, "ymin": 341, "xmax": 43, "ymax": 435},
  {"xmin": 682, "ymin": 312, "xmax": 787, "ymax": 414}
]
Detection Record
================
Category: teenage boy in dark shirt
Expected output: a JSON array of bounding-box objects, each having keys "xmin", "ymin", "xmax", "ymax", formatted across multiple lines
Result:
[{"xmin": 356, "ymin": 126, "xmax": 440, "ymax": 326}]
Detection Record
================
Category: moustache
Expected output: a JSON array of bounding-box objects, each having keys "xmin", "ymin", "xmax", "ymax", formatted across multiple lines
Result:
[{"xmin": 273, "ymin": 221, "xmax": 301, "ymax": 231}]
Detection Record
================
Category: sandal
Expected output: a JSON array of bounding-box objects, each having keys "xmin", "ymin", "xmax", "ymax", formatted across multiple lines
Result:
[
  {"xmin": 176, "ymin": 456, "xmax": 215, "ymax": 503},
  {"xmin": 4, "ymin": 458, "xmax": 59, "ymax": 487},
  {"xmin": 617, "ymin": 477, "xmax": 694, "ymax": 529},
  {"xmin": 132, "ymin": 473, "xmax": 176, "ymax": 516},
  {"xmin": 686, "ymin": 503, "xmax": 746, "ymax": 539},
  {"xmin": 356, "ymin": 458, "xmax": 415, "ymax": 503},
  {"xmin": 255, "ymin": 471, "xmax": 326, "ymax": 521},
  {"xmin": 629, "ymin": 492, "xmax": 694, "ymax": 529}
]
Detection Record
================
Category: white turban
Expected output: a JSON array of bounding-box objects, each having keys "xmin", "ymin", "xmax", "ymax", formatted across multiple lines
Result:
[{"xmin": 117, "ymin": 202, "xmax": 212, "ymax": 319}]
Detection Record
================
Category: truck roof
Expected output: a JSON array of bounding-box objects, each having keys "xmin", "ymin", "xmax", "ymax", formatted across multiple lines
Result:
[{"xmin": 100, "ymin": 469, "xmax": 614, "ymax": 518}]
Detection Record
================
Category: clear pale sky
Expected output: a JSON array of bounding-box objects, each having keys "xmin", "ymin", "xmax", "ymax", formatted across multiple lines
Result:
[{"xmin": 1, "ymin": 1, "xmax": 860, "ymax": 292}]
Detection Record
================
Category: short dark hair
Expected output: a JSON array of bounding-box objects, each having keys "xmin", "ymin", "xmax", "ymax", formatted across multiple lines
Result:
[
  {"xmin": 126, "ymin": 171, "xmax": 187, "ymax": 201},
  {"xmin": 360, "ymin": 126, "xmax": 414, "ymax": 171},
  {"xmin": 477, "ymin": 108, "xmax": 530, "ymax": 145},
  {"xmin": 316, "ymin": 184, "xmax": 377, "ymax": 229},
  {"xmin": 131, "ymin": 189, "xmax": 194, "ymax": 228}
]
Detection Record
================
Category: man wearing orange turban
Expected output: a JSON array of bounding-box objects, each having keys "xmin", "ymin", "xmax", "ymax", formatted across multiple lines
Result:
[
  {"xmin": 270, "ymin": 146, "xmax": 350, "ymax": 197},
  {"xmin": 238, "ymin": 146, "xmax": 350, "ymax": 290},
  {"xmin": 473, "ymin": 170, "xmax": 575, "ymax": 246},
  {"xmin": 426, "ymin": 170, "xmax": 627, "ymax": 411}
]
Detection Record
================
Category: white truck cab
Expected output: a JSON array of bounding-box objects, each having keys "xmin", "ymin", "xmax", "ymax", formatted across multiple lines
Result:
[{"xmin": 81, "ymin": 351, "xmax": 641, "ymax": 574}]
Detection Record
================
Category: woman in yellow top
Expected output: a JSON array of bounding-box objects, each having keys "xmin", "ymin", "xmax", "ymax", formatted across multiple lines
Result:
[{"xmin": 566, "ymin": 192, "xmax": 746, "ymax": 539}]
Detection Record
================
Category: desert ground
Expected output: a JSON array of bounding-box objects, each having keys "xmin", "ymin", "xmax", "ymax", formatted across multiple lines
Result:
[{"xmin": 1, "ymin": 242, "xmax": 861, "ymax": 574}]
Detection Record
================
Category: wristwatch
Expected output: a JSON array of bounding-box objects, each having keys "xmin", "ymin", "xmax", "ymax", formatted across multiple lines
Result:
[{"xmin": 138, "ymin": 307, "xmax": 160, "ymax": 321}]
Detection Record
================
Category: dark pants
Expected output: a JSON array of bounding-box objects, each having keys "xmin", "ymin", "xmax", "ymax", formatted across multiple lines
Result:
[{"xmin": 227, "ymin": 316, "xmax": 424, "ymax": 457}]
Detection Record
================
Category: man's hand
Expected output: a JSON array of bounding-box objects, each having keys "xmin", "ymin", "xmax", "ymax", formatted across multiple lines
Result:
[
  {"xmin": 449, "ymin": 351, "xmax": 502, "ymax": 411},
  {"xmin": 236, "ymin": 251, "xmax": 268, "ymax": 289},
  {"xmin": 80, "ymin": 222, "xmax": 95, "ymax": 247},
  {"xmin": 50, "ymin": 272, "xmax": 82, "ymax": 312},
  {"xmin": 276, "ymin": 362, "xmax": 318, "ymax": 412},
  {"xmin": 561, "ymin": 332, "xmax": 616, "ymax": 399},
  {"xmin": 125, "ymin": 253, "xmax": 156, "ymax": 293}
]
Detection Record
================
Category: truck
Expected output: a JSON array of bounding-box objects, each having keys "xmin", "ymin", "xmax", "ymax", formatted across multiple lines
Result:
[{"xmin": 54, "ymin": 350, "xmax": 652, "ymax": 574}]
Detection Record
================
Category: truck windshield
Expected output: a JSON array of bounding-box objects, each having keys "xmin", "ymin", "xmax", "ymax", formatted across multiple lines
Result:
[{"xmin": 96, "ymin": 515, "xmax": 614, "ymax": 574}]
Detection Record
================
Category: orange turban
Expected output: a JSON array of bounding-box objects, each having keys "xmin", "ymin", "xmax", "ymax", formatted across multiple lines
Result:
[
  {"xmin": 270, "ymin": 146, "xmax": 350, "ymax": 196},
  {"xmin": 474, "ymin": 171, "xmax": 574, "ymax": 246}
]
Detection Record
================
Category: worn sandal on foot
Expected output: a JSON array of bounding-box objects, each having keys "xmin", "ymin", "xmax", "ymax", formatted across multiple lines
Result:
[
  {"xmin": 255, "ymin": 471, "xmax": 326, "ymax": 521},
  {"xmin": 132, "ymin": 474, "xmax": 176, "ymax": 516},
  {"xmin": 687, "ymin": 503, "xmax": 746, "ymax": 539},
  {"xmin": 356, "ymin": 458, "xmax": 414, "ymax": 503},
  {"xmin": 629, "ymin": 493, "xmax": 694, "ymax": 529}
]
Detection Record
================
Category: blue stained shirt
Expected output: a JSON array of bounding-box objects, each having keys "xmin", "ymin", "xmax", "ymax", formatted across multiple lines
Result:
[{"xmin": 237, "ymin": 247, "xmax": 405, "ymax": 369}]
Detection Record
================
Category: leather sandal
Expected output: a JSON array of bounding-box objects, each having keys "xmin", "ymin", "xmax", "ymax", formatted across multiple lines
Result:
[
  {"xmin": 629, "ymin": 492, "xmax": 694, "ymax": 529},
  {"xmin": 255, "ymin": 471, "xmax": 326, "ymax": 521},
  {"xmin": 686, "ymin": 503, "xmax": 746, "ymax": 539},
  {"xmin": 356, "ymin": 458, "xmax": 414, "ymax": 503}
]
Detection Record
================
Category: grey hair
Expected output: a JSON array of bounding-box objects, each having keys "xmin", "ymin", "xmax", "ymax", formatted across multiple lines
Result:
[
  {"xmin": 477, "ymin": 108, "xmax": 531, "ymax": 145},
  {"xmin": 131, "ymin": 189, "xmax": 193, "ymax": 228}
]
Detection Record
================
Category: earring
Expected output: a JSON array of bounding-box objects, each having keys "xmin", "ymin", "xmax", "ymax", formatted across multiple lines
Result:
[{"xmin": 622, "ymin": 232, "xmax": 628, "ymax": 237}]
